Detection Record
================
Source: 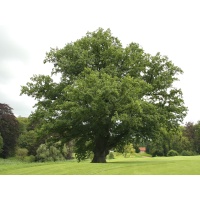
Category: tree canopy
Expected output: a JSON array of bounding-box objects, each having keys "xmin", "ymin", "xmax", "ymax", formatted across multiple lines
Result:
[{"xmin": 21, "ymin": 28, "xmax": 187, "ymax": 163}]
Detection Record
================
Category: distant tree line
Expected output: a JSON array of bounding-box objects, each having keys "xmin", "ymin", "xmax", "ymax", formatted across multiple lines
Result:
[
  {"xmin": 0, "ymin": 103, "xmax": 74, "ymax": 161},
  {"xmin": 144, "ymin": 122, "xmax": 200, "ymax": 157},
  {"xmin": 0, "ymin": 103, "xmax": 200, "ymax": 161}
]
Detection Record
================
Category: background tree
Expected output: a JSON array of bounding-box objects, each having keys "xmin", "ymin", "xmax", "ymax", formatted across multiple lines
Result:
[
  {"xmin": 0, "ymin": 133, "xmax": 3, "ymax": 154},
  {"xmin": 17, "ymin": 117, "xmax": 39, "ymax": 156},
  {"xmin": 0, "ymin": 103, "xmax": 20, "ymax": 158},
  {"xmin": 170, "ymin": 130, "xmax": 192, "ymax": 154},
  {"xmin": 146, "ymin": 126, "xmax": 193, "ymax": 156},
  {"xmin": 17, "ymin": 130, "xmax": 38, "ymax": 156},
  {"xmin": 17, "ymin": 117, "xmax": 29, "ymax": 134},
  {"xmin": 193, "ymin": 121, "xmax": 200, "ymax": 154},
  {"xmin": 21, "ymin": 28, "xmax": 187, "ymax": 163},
  {"xmin": 183, "ymin": 122, "xmax": 195, "ymax": 146},
  {"xmin": 183, "ymin": 121, "xmax": 200, "ymax": 154},
  {"xmin": 146, "ymin": 131, "xmax": 167, "ymax": 157}
]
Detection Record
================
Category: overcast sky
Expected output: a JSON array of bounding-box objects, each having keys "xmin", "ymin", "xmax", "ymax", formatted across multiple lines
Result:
[{"xmin": 0, "ymin": 0, "xmax": 200, "ymax": 124}]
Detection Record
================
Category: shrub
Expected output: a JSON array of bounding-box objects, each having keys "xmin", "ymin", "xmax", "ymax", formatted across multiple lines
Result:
[
  {"xmin": 62, "ymin": 142, "xmax": 74, "ymax": 159},
  {"xmin": 24, "ymin": 155, "xmax": 36, "ymax": 162},
  {"xmin": 181, "ymin": 150, "xmax": 195, "ymax": 156},
  {"xmin": 108, "ymin": 151, "xmax": 115, "ymax": 159},
  {"xmin": 123, "ymin": 144, "xmax": 135, "ymax": 157},
  {"xmin": 49, "ymin": 146, "xmax": 65, "ymax": 161},
  {"xmin": 115, "ymin": 151, "xmax": 122, "ymax": 156},
  {"xmin": 36, "ymin": 144, "xmax": 65, "ymax": 162},
  {"xmin": 167, "ymin": 150, "xmax": 179, "ymax": 157},
  {"xmin": 16, "ymin": 148, "xmax": 29, "ymax": 161},
  {"xmin": 36, "ymin": 144, "xmax": 49, "ymax": 162},
  {"xmin": 89, "ymin": 152, "xmax": 94, "ymax": 160}
]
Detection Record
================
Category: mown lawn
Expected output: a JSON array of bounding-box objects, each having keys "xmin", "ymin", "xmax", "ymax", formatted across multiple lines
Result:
[{"xmin": 1, "ymin": 155, "xmax": 200, "ymax": 175}]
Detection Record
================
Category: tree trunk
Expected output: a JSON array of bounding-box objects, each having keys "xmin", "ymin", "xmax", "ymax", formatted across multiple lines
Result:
[
  {"xmin": 91, "ymin": 150, "xmax": 108, "ymax": 163},
  {"xmin": 91, "ymin": 136, "xmax": 109, "ymax": 163}
]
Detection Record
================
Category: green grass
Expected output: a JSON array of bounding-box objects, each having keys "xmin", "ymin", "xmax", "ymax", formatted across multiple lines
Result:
[{"xmin": 1, "ymin": 154, "xmax": 200, "ymax": 175}]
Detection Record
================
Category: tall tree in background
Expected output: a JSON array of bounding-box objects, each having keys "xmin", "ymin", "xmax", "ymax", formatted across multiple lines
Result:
[
  {"xmin": 0, "ymin": 103, "xmax": 19, "ymax": 158},
  {"xmin": 183, "ymin": 121, "xmax": 200, "ymax": 154},
  {"xmin": 0, "ymin": 133, "xmax": 3, "ymax": 155},
  {"xmin": 21, "ymin": 28, "xmax": 187, "ymax": 163},
  {"xmin": 17, "ymin": 117, "xmax": 29, "ymax": 134},
  {"xmin": 193, "ymin": 121, "xmax": 200, "ymax": 154}
]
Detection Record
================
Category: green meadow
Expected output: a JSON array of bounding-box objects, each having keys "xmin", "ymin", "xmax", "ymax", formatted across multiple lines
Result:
[{"xmin": 1, "ymin": 154, "xmax": 200, "ymax": 175}]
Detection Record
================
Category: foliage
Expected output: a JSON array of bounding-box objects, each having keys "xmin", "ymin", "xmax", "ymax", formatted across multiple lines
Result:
[
  {"xmin": 36, "ymin": 144, "xmax": 51, "ymax": 162},
  {"xmin": 183, "ymin": 121, "xmax": 200, "ymax": 154},
  {"xmin": 17, "ymin": 117, "xmax": 29, "ymax": 134},
  {"xmin": 0, "ymin": 133, "xmax": 3, "ymax": 154},
  {"xmin": 122, "ymin": 143, "xmax": 135, "ymax": 157},
  {"xmin": 49, "ymin": 140, "xmax": 75, "ymax": 160},
  {"xmin": 171, "ymin": 134, "xmax": 192, "ymax": 153},
  {"xmin": 167, "ymin": 150, "xmax": 179, "ymax": 157},
  {"xmin": 62, "ymin": 141, "xmax": 74, "ymax": 159},
  {"xmin": 89, "ymin": 152, "xmax": 94, "ymax": 161},
  {"xmin": 192, "ymin": 121, "xmax": 200, "ymax": 153},
  {"xmin": 21, "ymin": 28, "xmax": 187, "ymax": 163},
  {"xmin": 24, "ymin": 155, "xmax": 36, "ymax": 162},
  {"xmin": 146, "ymin": 131, "xmax": 167, "ymax": 157},
  {"xmin": 36, "ymin": 144, "xmax": 65, "ymax": 162},
  {"xmin": 18, "ymin": 130, "xmax": 38, "ymax": 156},
  {"xmin": 146, "ymin": 127, "xmax": 193, "ymax": 157},
  {"xmin": 0, "ymin": 103, "xmax": 20, "ymax": 158},
  {"xmin": 108, "ymin": 151, "xmax": 115, "ymax": 159},
  {"xmin": 181, "ymin": 150, "xmax": 196, "ymax": 156},
  {"xmin": 16, "ymin": 148, "xmax": 29, "ymax": 161},
  {"xmin": 151, "ymin": 149, "xmax": 165, "ymax": 157}
]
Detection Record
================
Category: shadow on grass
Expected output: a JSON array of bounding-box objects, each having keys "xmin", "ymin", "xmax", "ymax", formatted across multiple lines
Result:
[{"xmin": 107, "ymin": 160, "xmax": 153, "ymax": 164}]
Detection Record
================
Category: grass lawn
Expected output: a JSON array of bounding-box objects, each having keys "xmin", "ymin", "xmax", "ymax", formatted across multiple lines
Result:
[{"xmin": 1, "ymin": 154, "xmax": 200, "ymax": 175}]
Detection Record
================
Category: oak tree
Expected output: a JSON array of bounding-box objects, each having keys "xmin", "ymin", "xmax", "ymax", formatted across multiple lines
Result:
[{"xmin": 21, "ymin": 28, "xmax": 187, "ymax": 162}]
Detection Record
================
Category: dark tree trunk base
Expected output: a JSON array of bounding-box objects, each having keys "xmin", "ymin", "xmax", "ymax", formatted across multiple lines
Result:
[
  {"xmin": 91, "ymin": 137, "xmax": 109, "ymax": 163},
  {"xmin": 91, "ymin": 149, "xmax": 109, "ymax": 163},
  {"xmin": 91, "ymin": 155, "xmax": 107, "ymax": 163}
]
